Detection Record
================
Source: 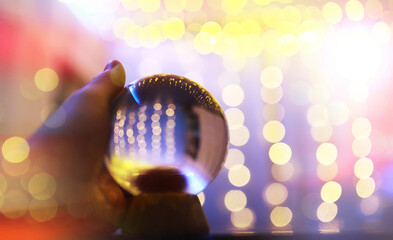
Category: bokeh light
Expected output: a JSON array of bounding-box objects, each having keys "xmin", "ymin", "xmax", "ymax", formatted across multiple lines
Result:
[
  {"xmin": 317, "ymin": 163, "xmax": 338, "ymax": 182},
  {"xmin": 316, "ymin": 143, "xmax": 337, "ymax": 166},
  {"xmin": 271, "ymin": 162, "xmax": 294, "ymax": 182},
  {"xmin": 320, "ymin": 181, "xmax": 342, "ymax": 203},
  {"xmin": 222, "ymin": 84, "xmax": 244, "ymax": 107},
  {"xmin": 345, "ymin": 0, "xmax": 365, "ymax": 21},
  {"xmin": 270, "ymin": 206, "xmax": 293, "ymax": 227},
  {"xmin": 225, "ymin": 190, "xmax": 247, "ymax": 212},
  {"xmin": 263, "ymin": 121, "xmax": 286, "ymax": 143},
  {"xmin": 230, "ymin": 208, "xmax": 255, "ymax": 229},
  {"xmin": 228, "ymin": 164, "xmax": 251, "ymax": 187},
  {"xmin": 352, "ymin": 118, "xmax": 372, "ymax": 139},
  {"xmin": 354, "ymin": 158, "xmax": 374, "ymax": 179},
  {"xmin": 229, "ymin": 125, "xmax": 250, "ymax": 146},
  {"xmin": 317, "ymin": 202, "xmax": 338, "ymax": 223},
  {"xmin": 322, "ymin": 2, "xmax": 343, "ymax": 24},
  {"xmin": 356, "ymin": 177, "xmax": 375, "ymax": 198},
  {"xmin": 28, "ymin": 173, "xmax": 57, "ymax": 200},
  {"xmin": 1, "ymin": 137, "xmax": 30, "ymax": 163},
  {"xmin": 1, "ymin": 189, "xmax": 29, "ymax": 219},
  {"xmin": 269, "ymin": 142, "xmax": 292, "ymax": 165},
  {"xmin": 360, "ymin": 195, "xmax": 379, "ymax": 216},
  {"xmin": 224, "ymin": 149, "xmax": 245, "ymax": 169},
  {"xmin": 260, "ymin": 66, "xmax": 283, "ymax": 89},
  {"xmin": 34, "ymin": 68, "xmax": 59, "ymax": 92},
  {"xmin": 29, "ymin": 198, "xmax": 58, "ymax": 222},
  {"xmin": 264, "ymin": 183, "xmax": 288, "ymax": 206}
]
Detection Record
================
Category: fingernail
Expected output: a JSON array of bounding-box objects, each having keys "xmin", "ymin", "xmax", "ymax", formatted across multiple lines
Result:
[{"xmin": 104, "ymin": 60, "xmax": 120, "ymax": 71}]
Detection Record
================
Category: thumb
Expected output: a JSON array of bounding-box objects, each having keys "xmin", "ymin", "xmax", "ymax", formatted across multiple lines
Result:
[{"xmin": 83, "ymin": 60, "xmax": 126, "ymax": 102}]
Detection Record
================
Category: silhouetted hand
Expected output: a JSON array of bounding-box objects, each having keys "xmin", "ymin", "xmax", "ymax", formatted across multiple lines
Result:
[{"xmin": 28, "ymin": 60, "xmax": 129, "ymax": 236}]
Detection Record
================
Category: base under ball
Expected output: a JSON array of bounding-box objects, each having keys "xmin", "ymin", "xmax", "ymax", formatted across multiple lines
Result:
[{"xmin": 121, "ymin": 193, "xmax": 209, "ymax": 236}]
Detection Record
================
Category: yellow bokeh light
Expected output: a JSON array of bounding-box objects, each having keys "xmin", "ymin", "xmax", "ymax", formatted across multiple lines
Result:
[
  {"xmin": 352, "ymin": 118, "xmax": 371, "ymax": 139},
  {"xmin": 345, "ymin": 0, "xmax": 365, "ymax": 21},
  {"xmin": 354, "ymin": 158, "xmax": 374, "ymax": 179},
  {"xmin": 316, "ymin": 143, "xmax": 337, "ymax": 166},
  {"xmin": 264, "ymin": 183, "xmax": 288, "ymax": 205},
  {"xmin": 352, "ymin": 138, "xmax": 372, "ymax": 158},
  {"xmin": 279, "ymin": 33, "xmax": 299, "ymax": 56},
  {"xmin": 163, "ymin": 18, "xmax": 185, "ymax": 40},
  {"xmin": 372, "ymin": 21, "xmax": 391, "ymax": 44},
  {"xmin": 34, "ymin": 68, "xmax": 59, "ymax": 92},
  {"xmin": 2, "ymin": 158, "xmax": 30, "ymax": 177},
  {"xmin": 222, "ymin": 84, "xmax": 244, "ymax": 107},
  {"xmin": 365, "ymin": 0, "xmax": 383, "ymax": 19},
  {"xmin": 356, "ymin": 177, "xmax": 375, "ymax": 198},
  {"xmin": 221, "ymin": 0, "xmax": 247, "ymax": 15},
  {"xmin": 328, "ymin": 101, "xmax": 349, "ymax": 126},
  {"xmin": 113, "ymin": 17, "xmax": 134, "ymax": 39},
  {"xmin": 271, "ymin": 162, "xmax": 294, "ymax": 182},
  {"xmin": 200, "ymin": 22, "xmax": 222, "ymax": 35},
  {"xmin": 270, "ymin": 206, "xmax": 293, "ymax": 227},
  {"xmin": 228, "ymin": 164, "xmax": 251, "ymax": 187},
  {"xmin": 317, "ymin": 202, "xmax": 337, "ymax": 223},
  {"xmin": 311, "ymin": 125, "xmax": 333, "ymax": 142},
  {"xmin": 280, "ymin": 6, "xmax": 301, "ymax": 26},
  {"xmin": 138, "ymin": 0, "xmax": 160, "ymax": 12},
  {"xmin": 298, "ymin": 21, "xmax": 319, "ymax": 44},
  {"xmin": 241, "ymin": 34, "xmax": 263, "ymax": 57},
  {"xmin": 225, "ymin": 149, "xmax": 245, "ymax": 169},
  {"xmin": 242, "ymin": 19, "xmax": 261, "ymax": 35},
  {"xmin": 164, "ymin": 0, "xmax": 185, "ymax": 12},
  {"xmin": 223, "ymin": 22, "xmax": 244, "ymax": 37},
  {"xmin": 1, "ymin": 189, "xmax": 29, "ymax": 219},
  {"xmin": 322, "ymin": 2, "xmax": 342, "ymax": 24},
  {"xmin": 197, "ymin": 192, "xmax": 205, "ymax": 206},
  {"xmin": 307, "ymin": 104, "xmax": 329, "ymax": 128},
  {"xmin": 263, "ymin": 120, "xmax": 285, "ymax": 143},
  {"xmin": 260, "ymin": 86, "xmax": 283, "ymax": 104},
  {"xmin": 229, "ymin": 125, "xmax": 250, "ymax": 146},
  {"xmin": 261, "ymin": 29, "xmax": 280, "ymax": 53},
  {"xmin": 193, "ymin": 32, "xmax": 215, "ymax": 54},
  {"xmin": 317, "ymin": 163, "xmax": 338, "ymax": 182},
  {"xmin": 28, "ymin": 173, "xmax": 57, "ymax": 200},
  {"xmin": 29, "ymin": 198, "xmax": 58, "ymax": 222},
  {"xmin": 269, "ymin": 142, "xmax": 292, "ymax": 165},
  {"xmin": 320, "ymin": 181, "xmax": 342, "ymax": 203},
  {"xmin": 225, "ymin": 108, "xmax": 244, "ymax": 129},
  {"xmin": 260, "ymin": 66, "xmax": 283, "ymax": 89},
  {"xmin": 125, "ymin": 25, "xmax": 142, "ymax": 48},
  {"xmin": 360, "ymin": 195, "xmax": 379, "ymax": 216},
  {"xmin": 231, "ymin": 208, "xmax": 254, "ymax": 228},
  {"xmin": 225, "ymin": 190, "xmax": 247, "ymax": 212},
  {"xmin": 185, "ymin": 0, "xmax": 204, "ymax": 12},
  {"xmin": 2, "ymin": 136, "xmax": 29, "ymax": 163}
]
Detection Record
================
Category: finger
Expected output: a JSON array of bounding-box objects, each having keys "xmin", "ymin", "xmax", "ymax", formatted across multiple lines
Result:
[{"xmin": 83, "ymin": 60, "xmax": 126, "ymax": 102}]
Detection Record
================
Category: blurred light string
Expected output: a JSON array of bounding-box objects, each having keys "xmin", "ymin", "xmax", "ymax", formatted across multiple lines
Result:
[{"xmin": 260, "ymin": 66, "xmax": 293, "ymax": 231}]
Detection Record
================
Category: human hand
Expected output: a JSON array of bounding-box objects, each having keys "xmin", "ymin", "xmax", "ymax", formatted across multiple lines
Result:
[{"xmin": 28, "ymin": 60, "xmax": 129, "ymax": 236}]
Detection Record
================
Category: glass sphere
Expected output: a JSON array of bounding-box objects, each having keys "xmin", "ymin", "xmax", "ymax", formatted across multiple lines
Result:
[{"xmin": 106, "ymin": 74, "xmax": 228, "ymax": 195}]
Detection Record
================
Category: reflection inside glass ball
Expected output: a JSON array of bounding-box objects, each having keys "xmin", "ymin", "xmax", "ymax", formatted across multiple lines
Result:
[{"xmin": 106, "ymin": 74, "xmax": 228, "ymax": 195}]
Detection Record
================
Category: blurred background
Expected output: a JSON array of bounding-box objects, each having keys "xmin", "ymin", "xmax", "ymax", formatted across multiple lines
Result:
[{"xmin": 2, "ymin": 0, "xmax": 393, "ymax": 235}]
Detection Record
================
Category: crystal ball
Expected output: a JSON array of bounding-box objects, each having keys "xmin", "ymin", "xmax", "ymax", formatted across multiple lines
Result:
[{"xmin": 106, "ymin": 74, "xmax": 228, "ymax": 195}]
